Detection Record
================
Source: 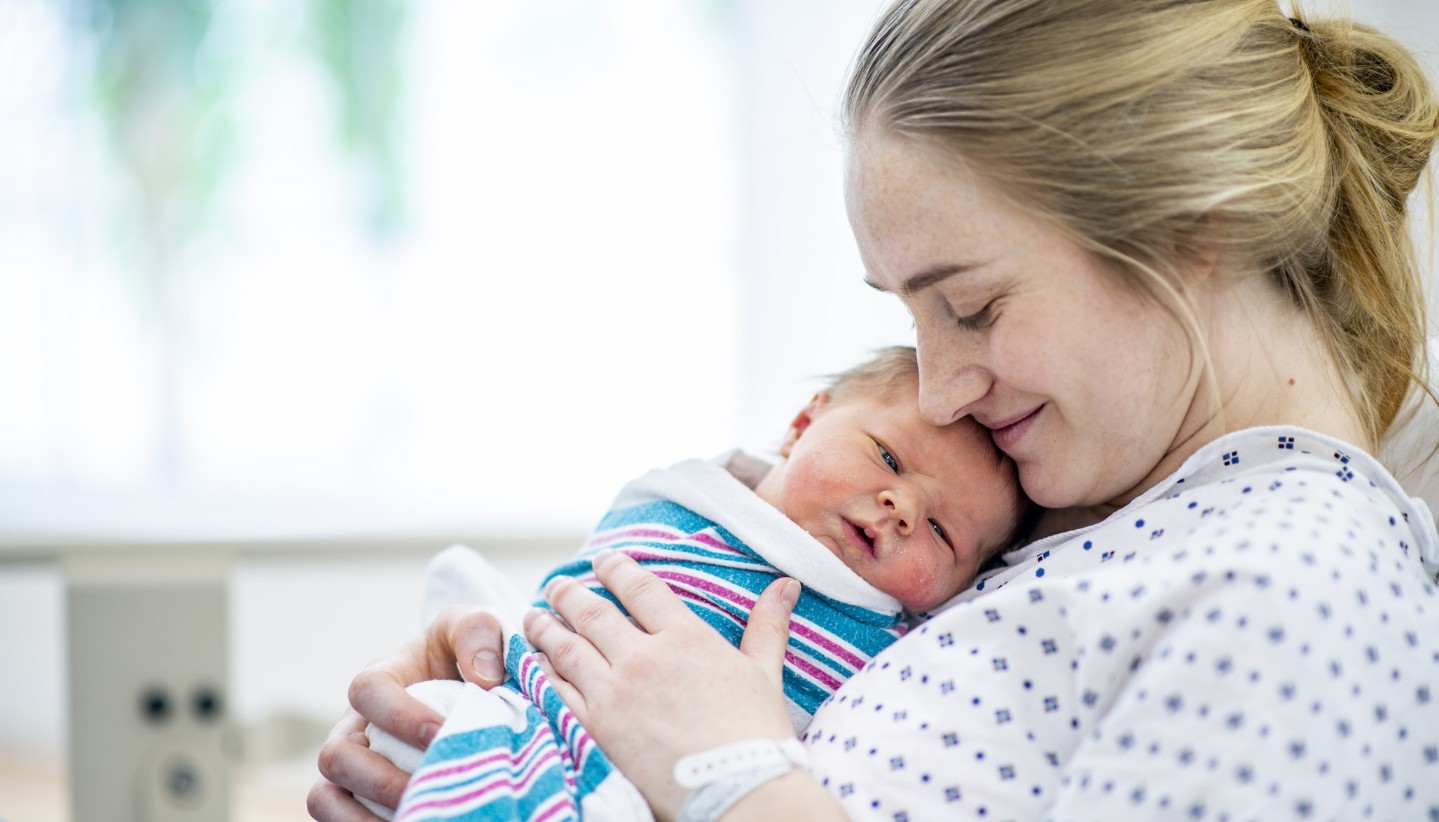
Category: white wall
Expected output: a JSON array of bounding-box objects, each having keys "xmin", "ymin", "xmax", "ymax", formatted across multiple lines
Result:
[{"xmin": 730, "ymin": 1, "xmax": 914, "ymax": 455}]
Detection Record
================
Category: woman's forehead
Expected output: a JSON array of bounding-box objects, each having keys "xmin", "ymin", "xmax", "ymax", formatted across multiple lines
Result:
[{"xmin": 848, "ymin": 137, "xmax": 1030, "ymax": 275}]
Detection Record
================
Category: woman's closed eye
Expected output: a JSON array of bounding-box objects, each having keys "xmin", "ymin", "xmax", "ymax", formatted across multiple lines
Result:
[{"xmin": 954, "ymin": 300, "xmax": 996, "ymax": 331}]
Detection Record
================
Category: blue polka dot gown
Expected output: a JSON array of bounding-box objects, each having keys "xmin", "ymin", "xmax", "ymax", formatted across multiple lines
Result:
[{"xmin": 801, "ymin": 427, "xmax": 1439, "ymax": 820}]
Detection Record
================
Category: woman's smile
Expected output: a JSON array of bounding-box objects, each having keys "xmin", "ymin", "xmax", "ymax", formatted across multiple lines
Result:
[{"xmin": 987, "ymin": 404, "xmax": 1044, "ymax": 452}]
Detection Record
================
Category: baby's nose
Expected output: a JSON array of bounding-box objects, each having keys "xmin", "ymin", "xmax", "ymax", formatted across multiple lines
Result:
[{"xmin": 881, "ymin": 490, "xmax": 915, "ymax": 535}]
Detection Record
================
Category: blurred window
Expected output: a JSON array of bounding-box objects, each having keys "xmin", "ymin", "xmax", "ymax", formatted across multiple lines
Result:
[{"xmin": 0, "ymin": 0, "xmax": 742, "ymax": 536}]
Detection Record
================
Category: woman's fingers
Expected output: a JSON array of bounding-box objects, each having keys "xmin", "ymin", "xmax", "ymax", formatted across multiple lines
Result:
[
  {"xmin": 537, "ymin": 563, "xmax": 656, "ymax": 662},
  {"xmin": 530, "ymin": 650, "xmax": 587, "ymax": 715},
  {"xmin": 310, "ymin": 606, "xmax": 510, "ymax": 820},
  {"xmin": 347, "ymin": 667, "xmax": 445, "ymax": 752},
  {"xmin": 522, "ymin": 603, "xmax": 604, "ymax": 710},
  {"xmin": 434, "ymin": 605, "xmax": 509, "ymax": 686},
  {"xmin": 307, "ymin": 777, "xmax": 388, "ymax": 821},
  {"xmin": 532, "ymin": 550, "xmax": 785, "ymax": 695},
  {"xmin": 739, "ymin": 577, "xmax": 801, "ymax": 686},
  {"xmin": 310, "ymin": 709, "xmax": 409, "ymax": 819},
  {"xmin": 588, "ymin": 548, "xmax": 694, "ymax": 632},
  {"xmin": 349, "ymin": 606, "xmax": 508, "ymax": 751},
  {"xmin": 523, "ymin": 560, "xmax": 800, "ymax": 820}
]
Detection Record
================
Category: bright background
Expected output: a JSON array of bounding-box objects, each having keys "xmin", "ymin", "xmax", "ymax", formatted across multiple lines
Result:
[
  {"xmin": 0, "ymin": 0, "xmax": 1435, "ymax": 818},
  {"xmin": 0, "ymin": 1, "xmax": 914, "ymax": 815},
  {"xmin": 0, "ymin": 0, "xmax": 915, "ymax": 539}
]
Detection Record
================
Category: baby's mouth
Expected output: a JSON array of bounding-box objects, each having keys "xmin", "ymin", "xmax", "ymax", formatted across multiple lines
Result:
[{"xmin": 843, "ymin": 518, "xmax": 877, "ymax": 556}]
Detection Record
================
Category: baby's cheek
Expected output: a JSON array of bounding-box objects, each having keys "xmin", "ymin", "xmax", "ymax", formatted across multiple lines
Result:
[
  {"xmin": 880, "ymin": 549, "xmax": 949, "ymax": 611},
  {"xmin": 789, "ymin": 456, "xmax": 848, "ymax": 497}
]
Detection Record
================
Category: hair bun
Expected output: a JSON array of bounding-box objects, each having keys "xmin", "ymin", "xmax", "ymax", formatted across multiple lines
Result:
[{"xmin": 1300, "ymin": 19, "xmax": 1438, "ymax": 205}]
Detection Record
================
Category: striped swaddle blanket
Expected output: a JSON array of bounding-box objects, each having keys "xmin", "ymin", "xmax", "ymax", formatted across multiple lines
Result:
[{"xmin": 395, "ymin": 453, "xmax": 907, "ymax": 821}]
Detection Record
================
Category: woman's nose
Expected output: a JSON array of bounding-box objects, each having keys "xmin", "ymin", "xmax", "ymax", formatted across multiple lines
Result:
[{"xmin": 917, "ymin": 345, "xmax": 991, "ymax": 426}]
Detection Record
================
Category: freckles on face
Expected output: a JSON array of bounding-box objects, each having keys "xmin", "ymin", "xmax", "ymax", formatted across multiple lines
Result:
[{"xmin": 846, "ymin": 131, "xmax": 1205, "ymax": 510}]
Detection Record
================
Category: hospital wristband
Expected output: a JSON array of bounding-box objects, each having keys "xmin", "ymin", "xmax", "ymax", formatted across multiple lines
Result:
[{"xmin": 675, "ymin": 739, "xmax": 810, "ymax": 822}]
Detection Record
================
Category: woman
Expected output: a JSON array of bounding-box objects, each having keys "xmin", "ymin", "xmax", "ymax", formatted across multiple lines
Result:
[{"xmin": 311, "ymin": 0, "xmax": 1439, "ymax": 819}]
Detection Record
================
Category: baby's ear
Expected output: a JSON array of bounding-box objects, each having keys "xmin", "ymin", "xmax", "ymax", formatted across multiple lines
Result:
[{"xmin": 779, "ymin": 391, "xmax": 830, "ymax": 458}]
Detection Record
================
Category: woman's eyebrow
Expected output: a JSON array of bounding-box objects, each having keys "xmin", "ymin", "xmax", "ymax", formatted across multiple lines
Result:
[{"xmin": 864, "ymin": 262, "xmax": 977, "ymax": 297}]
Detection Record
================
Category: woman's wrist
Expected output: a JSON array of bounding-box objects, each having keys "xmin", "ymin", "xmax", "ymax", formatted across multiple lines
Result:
[
  {"xmin": 718, "ymin": 769, "xmax": 846, "ymax": 822},
  {"xmin": 674, "ymin": 739, "xmax": 810, "ymax": 822}
]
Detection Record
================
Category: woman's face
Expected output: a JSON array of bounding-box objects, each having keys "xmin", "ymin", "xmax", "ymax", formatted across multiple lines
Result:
[{"xmin": 844, "ymin": 131, "xmax": 1203, "ymax": 511}]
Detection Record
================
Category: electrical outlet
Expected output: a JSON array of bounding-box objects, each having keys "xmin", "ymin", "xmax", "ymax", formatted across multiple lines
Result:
[{"xmin": 65, "ymin": 552, "xmax": 232, "ymax": 822}]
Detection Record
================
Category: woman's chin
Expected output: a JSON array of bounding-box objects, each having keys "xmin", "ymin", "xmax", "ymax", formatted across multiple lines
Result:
[{"xmin": 1017, "ymin": 466, "xmax": 1098, "ymax": 512}]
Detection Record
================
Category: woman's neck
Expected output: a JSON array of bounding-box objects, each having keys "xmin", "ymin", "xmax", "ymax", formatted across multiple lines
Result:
[
  {"xmin": 1029, "ymin": 505, "xmax": 1103, "ymax": 541},
  {"xmin": 1189, "ymin": 270, "xmax": 1369, "ymax": 449}
]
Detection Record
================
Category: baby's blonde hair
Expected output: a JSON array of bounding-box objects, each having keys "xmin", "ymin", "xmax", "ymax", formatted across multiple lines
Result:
[
  {"xmin": 825, "ymin": 345, "xmax": 920, "ymax": 405},
  {"xmin": 844, "ymin": 0, "xmax": 1438, "ymax": 447}
]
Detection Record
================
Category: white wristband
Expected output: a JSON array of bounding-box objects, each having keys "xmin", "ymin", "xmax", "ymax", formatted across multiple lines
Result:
[
  {"xmin": 675, "ymin": 738, "xmax": 810, "ymax": 788},
  {"xmin": 675, "ymin": 739, "xmax": 809, "ymax": 822}
]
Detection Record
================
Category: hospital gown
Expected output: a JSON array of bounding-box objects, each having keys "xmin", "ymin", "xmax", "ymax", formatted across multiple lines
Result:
[{"xmin": 802, "ymin": 426, "xmax": 1439, "ymax": 820}]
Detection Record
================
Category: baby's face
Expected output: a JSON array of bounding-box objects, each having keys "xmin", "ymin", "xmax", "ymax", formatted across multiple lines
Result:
[{"xmin": 755, "ymin": 384, "xmax": 1021, "ymax": 612}]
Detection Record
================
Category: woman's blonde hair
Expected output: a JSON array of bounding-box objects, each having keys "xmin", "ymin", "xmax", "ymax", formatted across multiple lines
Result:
[{"xmin": 843, "ymin": 0, "xmax": 1438, "ymax": 446}]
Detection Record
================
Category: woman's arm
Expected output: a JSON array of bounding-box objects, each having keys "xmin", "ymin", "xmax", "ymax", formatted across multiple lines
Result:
[
  {"xmin": 525, "ymin": 549, "xmax": 848, "ymax": 821},
  {"xmin": 722, "ymin": 771, "xmax": 848, "ymax": 821},
  {"xmin": 307, "ymin": 606, "xmax": 509, "ymax": 821}
]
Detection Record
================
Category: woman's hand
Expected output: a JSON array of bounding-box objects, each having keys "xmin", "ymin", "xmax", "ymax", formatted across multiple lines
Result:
[
  {"xmin": 307, "ymin": 606, "xmax": 509, "ymax": 820},
  {"xmin": 525, "ymin": 549, "xmax": 802, "ymax": 819}
]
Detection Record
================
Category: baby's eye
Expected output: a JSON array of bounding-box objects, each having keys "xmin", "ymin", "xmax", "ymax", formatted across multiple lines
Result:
[
  {"xmin": 929, "ymin": 519, "xmax": 951, "ymax": 547},
  {"xmin": 879, "ymin": 444, "xmax": 899, "ymax": 473}
]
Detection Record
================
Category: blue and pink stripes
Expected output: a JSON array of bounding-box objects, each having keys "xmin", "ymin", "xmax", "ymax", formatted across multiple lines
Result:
[
  {"xmin": 396, "ymin": 499, "xmax": 904, "ymax": 821},
  {"xmin": 397, "ymin": 708, "xmax": 580, "ymax": 822},
  {"xmin": 552, "ymin": 501, "xmax": 906, "ymax": 716}
]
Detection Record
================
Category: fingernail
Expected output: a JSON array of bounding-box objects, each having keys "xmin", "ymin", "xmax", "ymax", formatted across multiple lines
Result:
[
  {"xmin": 543, "ymin": 575, "xmax": 573, "ymax": 599},
  {"xmin": 781, "ymin": 578, "xmax": 801, "ymax": 609},
  {"xmin": 419, "ymin": 721, "xmax": 440, "ymax": 747},
  {"xmin": 523, "ymin": 607, "xmax": 549, "ymax": 632},
  {"xmin": 591, "ymin": 548, "xmax": 615, "ymax": 569},
  {"xmin": 474, "ymin": 649, "xmax": 504, "ymax": 684}
]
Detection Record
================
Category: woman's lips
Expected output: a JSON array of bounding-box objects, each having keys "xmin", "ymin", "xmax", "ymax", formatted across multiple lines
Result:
[{"xmin": 989, "ymin": 405, "xmax": 1043, "ymax": 451}]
